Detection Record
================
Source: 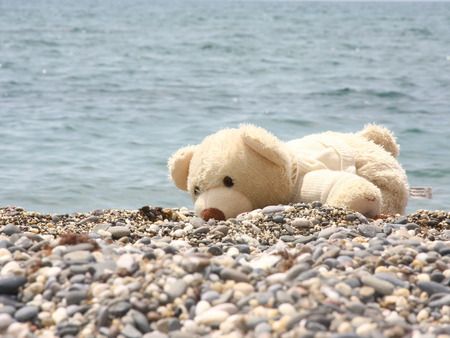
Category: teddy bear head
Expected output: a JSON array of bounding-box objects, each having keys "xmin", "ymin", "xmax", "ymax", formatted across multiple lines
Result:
[{"xmin": 168, "ymin": 124, "xmax": 295, "ymax": 221}]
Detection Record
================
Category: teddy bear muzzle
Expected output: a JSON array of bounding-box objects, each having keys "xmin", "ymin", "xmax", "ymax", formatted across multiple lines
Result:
[{"xmin": 200, "ymin": 208, "xmax": 226, "ymax": 221}]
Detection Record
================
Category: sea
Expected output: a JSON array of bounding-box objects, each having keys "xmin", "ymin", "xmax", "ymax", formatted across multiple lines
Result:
[{"xmin": 1, "ymin": 0, "xmax": 449, "ymax": 215}]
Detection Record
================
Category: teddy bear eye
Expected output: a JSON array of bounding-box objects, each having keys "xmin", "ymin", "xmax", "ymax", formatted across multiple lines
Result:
[
  {"xmin": 193, "ymin": 186, "xmax": 201, "ymax": 196},
  {"xmin": 223, "ymin": 176, "xmax": 234, "ymax": 187}
]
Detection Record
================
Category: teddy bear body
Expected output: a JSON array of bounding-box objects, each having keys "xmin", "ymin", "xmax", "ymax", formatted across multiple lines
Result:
[{"xmin": 169, "ymin": 124, "xmax": 409, "ymax": 220}]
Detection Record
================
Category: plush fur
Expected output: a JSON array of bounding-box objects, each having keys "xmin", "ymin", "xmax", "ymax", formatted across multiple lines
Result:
[{"xmin": 168, "ymin": 124, "xmax": 409, "ymax": 220}]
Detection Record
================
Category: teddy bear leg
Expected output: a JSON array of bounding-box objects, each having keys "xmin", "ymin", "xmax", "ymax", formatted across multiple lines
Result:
[{"xmin": 327, "ymin": 176, "xmax": 382, "ymax": 218}]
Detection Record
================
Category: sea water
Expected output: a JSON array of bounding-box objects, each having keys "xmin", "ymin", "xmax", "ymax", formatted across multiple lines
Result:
[{"xmin": 1, "ymin": 0, "xmax": 449, "ymax": 214}]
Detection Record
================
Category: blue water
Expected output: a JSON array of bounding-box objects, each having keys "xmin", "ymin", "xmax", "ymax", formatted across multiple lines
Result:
[{"xmin": 1, "ymin": 0, "xmax": 449, "ymax": 214}]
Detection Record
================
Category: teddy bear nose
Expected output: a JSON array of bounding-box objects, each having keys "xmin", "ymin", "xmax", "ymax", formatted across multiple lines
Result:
[{"xmin": 201, "ymin": 208, "xmax": 226, "ymax": 221}]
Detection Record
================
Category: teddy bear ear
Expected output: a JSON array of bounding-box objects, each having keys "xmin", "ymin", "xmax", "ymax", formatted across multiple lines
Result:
[
  {"xmin": 239, "ymin": 124, "xmax": 291, "ymax": 167},
  {"xmin": 168, "ymin": 145, "xmax": 197, "ymax": 191}
]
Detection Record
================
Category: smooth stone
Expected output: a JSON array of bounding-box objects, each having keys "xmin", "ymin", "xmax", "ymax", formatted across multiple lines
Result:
[
  {"xmin": 108, "ymin": 300, "xmax": 132, "ymax": 317},
  {"xmin": 261, "ymin": 205, "xmax": 286, "ymax": 214},
  {"xmin": 156, "ymin": 318, "xmax": 181, "ymax": 333},
  {"xmin": 273, "ymin": 215, "xmax": 285, "ymax": 224},
  {"xmin": 65, "ymin": 290, "xmax": 88, "ymax": 305},
  {"xmin": 374, "ymin": 273, "xmax": 408, "ymax": 288},
  {"xmin": 231, "ymin": 244, "xmax": 248, "ymax": 254},
  {"xmin": 122, "ymin": 323, "xmax": 143, "ymax": 338},
  {"xmin": 2, "ymin": 224, "xmax": 21, "ymax": 236},
  {"xmin": 167, "ymin": 279, "xmax": 188, "ymax": 300},
  {"xmin": 360, "ymin": 275, "xmax": 394, "ymax": 295},
  {"xmin": 286, "ymin": 263, "xmax": 311, "ymax": 282},
  {"xmin": 91, "ymin": 223, "xmax": 111, "ymax": 234},
  {"xmin": 344, "ymin": 277, "xmax": 361, "ymax": 289},
  {"xmin": 394, "ymin": 217, "xmax": 408, "ymax": 224},
  {"xmin": 207, "ymin": 246, "xmax": 223, "ymax": 256},
  {"xmin": 63, "ymin": 250, "xmax": 91, "ymax": 263},
  {"xmin": 77, "ymin": 215, "xmax": 100, "ymax": 225},
  {"xmin": 318, "ymin": 227, "xmax": 340, "ymax": 239},
  {"xmin": 193, "ymin": 226, "xmax": 210, "ymax": 235},
  {"xmin": 0, "ymin": 275, "xmax": 27, "ymax": 295},
  {"xmin": 109, "ymin": 226, "xmax": 131, "ymax": 239},
  {"xmin": 280, "ymin": 235, "xmax": 296, "ymax": 242},
  {"xmin": 14, "ymin": 306, "xmax": 39, "ymax": 322},
  {"xmin": 358, "ymin": 223, "xmax": 380, "ymax": 238},
  {"xmin": 189, "ymin": 217, "xmax": 205, "ymax": 228},
  {"xmin": 57, "ymin": 322, "xmax": 81, "ymax": 336},
  {"xmin": 195, "ymin": 309, "xmax": 229, "ymax": 326},
  {"xmin": 292, "ymin": 218, "xmax": 312, "ymax": 228},
  {"xmin": 0, "ymin": 305, "xmax": 15, "ymax": 316},
  {"xmin": 429, "ymin": 294, "xmax": 450, "ymax": 307},
  {"xmin": 201, "ymin": 290, "xmax": 220, "ymax": 303},
  {"xmin": 0, "ymin": 313, "xmax": 14, "ymax": 330},
  {"xmin": 220, "ymin": 268, "xmax": 250, "ymax": 283},
  {"xmin": 417, "ymin": 281, "xmax": 450, "ymax": 295},
  {"xmin": 131, "ymin": 309, "xmax": 151, "ymax": 333}
]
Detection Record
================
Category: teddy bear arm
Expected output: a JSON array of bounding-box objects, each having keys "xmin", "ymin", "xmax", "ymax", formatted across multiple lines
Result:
[{"xmin": 299, "ymin": 170, "xmax": 382, "ymax": 218}]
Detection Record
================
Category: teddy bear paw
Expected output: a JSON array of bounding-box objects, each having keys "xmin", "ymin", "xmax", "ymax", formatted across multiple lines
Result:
[{"xmin": 327, "ymin": 179, "xmax": 382, "ymax": 218}]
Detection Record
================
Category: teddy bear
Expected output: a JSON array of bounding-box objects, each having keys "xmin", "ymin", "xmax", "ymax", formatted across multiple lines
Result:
[{"xmin": 168, "ymin": 124, "xmax": 409, "ymax": 221}]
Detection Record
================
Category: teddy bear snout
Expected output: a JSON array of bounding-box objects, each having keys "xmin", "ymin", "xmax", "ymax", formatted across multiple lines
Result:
[{"xmin": 201, "ymin": 208, "xmax": 226, "ymax": 221}]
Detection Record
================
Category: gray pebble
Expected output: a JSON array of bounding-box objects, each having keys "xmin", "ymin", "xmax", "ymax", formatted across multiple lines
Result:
[
  {"xmin": 189, "ymin": 217, "xmax": 205, "ymax": 228},
  {"xmin": 0, "ymin": 313, "xmax": 14, "ymax": 330},
  {"xmin": 286, "ymin": 263, "xmax": 311, "ymax": 282},
  {"xmin": 292, "ymin": 217, "xmax": 312, "ymax": 228},
  {"xmin": 234, "ymin": 244, "xmax": 251, "ymax": 254},
  {"xmin": 167, "ymin": 279, "xmax": 188, "ymax": 301},
  {"xmin": 0, "ymin": 275, "xmax": 27, "ymax": 295},
  {"xmin": 108, "ymin": 300, "xmax": 132, "ymax": 317},
  {"xmin": 77, "ymin": 215, "xmax": 100, "ymax": 225},
  {"xmin": 374, "ymin": 273, "xmax": 408, "ymax": 288},
  {"xmin": 122, "ymin": 323, "xmax": 143, "ymax": 338},
  {"xmin": 109, "ymin": 226, "xmax": 131, "ymax": 239},
  {"xmin": 417, "ymin": 281, "xmax": 450, "ymax": 295},
  {"xmin": 318, "ymin": 227, "xmax": 340, "ymax": 239},
  {"xmin": 220, "ymin": 267, "xmax": 250, "ymax": 283},
  {"xmin": 193, "ymin": 226, "xmax": 210, "ymax": 235},
  {"xmin": 358, "ymin": 223, "xmax": 380, "ymax": 238},
  {"xmin": 360, "ymin": 275, "xmax": 394, "ymax": 295},
  {"xmin": 156, "ymin": 317, "xmax": 181, "ymax": 333},
  {"xmin": 14, "ymin": 305, "xmax": 39, "ymax": 322},
  {"xmin": 261, "ymin": 205, "xmax": 286, "ymax": 214},
  {"xmin": 131, "ymin": 309, "xmax": 150, "ymax": 333},
  {"xmin": 65, "ymin": 290, "xmax": 88, "ymax": 305},
  {"xmin": 201, "ymin": 290, "xmax": 220, "ymax": 303},
  {"xmin": 280, "ymin": 235, "xmax": 296, "ymax": 242},
  {"xmin": 429, "ymin": 294, "xmax": 450, "ymax": 308},
  {"xmin": 2, "ymin": 224, "xmax": 21, "ymax": 236},
  {"xmin": 273, "ymin": 215, "xmax": 285, "ymax": 224}
]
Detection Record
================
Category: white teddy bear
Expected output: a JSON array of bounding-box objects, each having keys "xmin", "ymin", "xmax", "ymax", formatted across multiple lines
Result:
[{"xmin": 169, "ymin": 124, "xmax": 409, "ymax": 220}]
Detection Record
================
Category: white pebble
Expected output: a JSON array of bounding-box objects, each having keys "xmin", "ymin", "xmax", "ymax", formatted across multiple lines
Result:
[
  {"xmin": 116, "ymin": 253, "xmax": 135, "ymax": 271},
  {"xmin": 7, "ymin": 322, "xmax": 30, "ymax": 337},
  {"xmin": 52, "ymin": 307, "xmax": 67, "ymax": 324},
  {"xmin": 195, "ymin": 309, "xmax": 229, "ymax": 326},
  {"xmin": 44, "ymin": 266, "xmax": 62, "ymax": 278},
  {"xmin": 1, "ymin": 261, "xmax": 23, "ymax": 276},
  {"xmin": 195, "ymin": 300, "xmax": 211, "ymax": 316},
  {"xmin": 226, "ymin": 247, "xmax": 240, "ymax": 257},
  {"xmin": 356, "ymin": 322, "xmax": 378, "ymax": 336},
  {"xmin": 278, "ymin": 303, "xmax": 296, "ymax": 316},
  {"xmin": 0, "ymin": 248, "xmax": 12, "ymax": 264}
]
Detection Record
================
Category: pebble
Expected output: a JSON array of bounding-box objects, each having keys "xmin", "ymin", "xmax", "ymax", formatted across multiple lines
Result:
[
  {"xmin": 0, "ymin": 204, "xmax": 449, "ymax": 337},
  {"xmin": 109, "ymin": 226, "xmax": 131, "ymax": 239}
]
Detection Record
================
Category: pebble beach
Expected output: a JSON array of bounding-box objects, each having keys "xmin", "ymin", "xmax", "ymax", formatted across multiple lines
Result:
[{"xmin": 1, "ymin": 203, "xmax": 450, "ymax": 338}]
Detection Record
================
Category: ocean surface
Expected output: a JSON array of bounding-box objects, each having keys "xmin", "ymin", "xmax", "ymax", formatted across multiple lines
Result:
[{"xmin": 1, "ymin": 0, "xmax": 449, "ymax": 215}]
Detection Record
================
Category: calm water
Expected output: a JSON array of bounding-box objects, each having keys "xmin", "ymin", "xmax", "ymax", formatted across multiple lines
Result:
[{"xmin": 1, "ymin": 0, "xmax": 449, "ymax": 214}]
